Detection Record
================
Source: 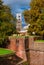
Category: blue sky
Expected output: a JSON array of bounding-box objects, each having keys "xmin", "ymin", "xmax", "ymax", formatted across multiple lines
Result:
[{"xmin": 3, "ymin": 0, "xmax": 30, "ymax": 26}]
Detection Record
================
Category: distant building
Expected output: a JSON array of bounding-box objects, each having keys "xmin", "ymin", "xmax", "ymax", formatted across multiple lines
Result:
[{"xmin": 16, "ymin": 13, "xmax": 22, "ymax": 31}]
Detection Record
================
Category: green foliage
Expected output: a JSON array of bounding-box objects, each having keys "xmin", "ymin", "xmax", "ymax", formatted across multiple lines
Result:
[
  {"xmin": 23, "ymin": 0, "xmax": 44, "ymax": 39},
  {"xmin": 0, "ymin": 0, "xmax": 17, "ymax": 44}
]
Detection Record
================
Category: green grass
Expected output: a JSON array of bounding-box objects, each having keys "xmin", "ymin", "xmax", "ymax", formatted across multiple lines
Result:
[
  {"xmin": 35, "ymin": 40, "xmax": 44, "ymax": 42},
  {"xmin": 0, "ymin": 48, "xmax": 13, "ymax": 56}
]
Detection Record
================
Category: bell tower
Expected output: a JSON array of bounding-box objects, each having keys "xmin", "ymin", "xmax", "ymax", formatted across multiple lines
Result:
[{"xmin": 16, "ymin": 13, "xmax": 22, "ymax": 31}]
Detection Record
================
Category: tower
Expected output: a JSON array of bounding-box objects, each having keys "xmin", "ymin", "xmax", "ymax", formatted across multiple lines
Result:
[{"xmin": 16, "ymin": 13, "xmax": 22, "ymax": 31}]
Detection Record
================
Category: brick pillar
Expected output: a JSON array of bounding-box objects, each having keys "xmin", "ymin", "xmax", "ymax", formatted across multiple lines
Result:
[
  {"xmin": 7, "ymin": 38, "xmax": 17, "ymax": 51},
  {"xmin": 16, "ymin": 38, "xmax": 26, "ymax": 60}
]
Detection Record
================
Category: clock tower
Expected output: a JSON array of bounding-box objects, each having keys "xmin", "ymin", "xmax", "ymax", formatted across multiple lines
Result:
[{"xmin": 16, "ymin": 13, "xmax": 22, "ymax": 31}]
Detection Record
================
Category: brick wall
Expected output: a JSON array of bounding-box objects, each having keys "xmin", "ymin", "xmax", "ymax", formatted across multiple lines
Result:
[
  {"xmin": 29, "ymin": 37, "xmax": 44, "ymax": 65},
  {"xmin": 7, "ymin": 38, "xmax": 17, "ymax": 51},
  {"xmin": 7, "ymin": 37, "xmax": 44, "ymax": 65},
  {"xmin": 29, "ymin": 50, "xmax": 44, "ymax": 65},
  {"xmin": 7, "ymin": 37, "xmax": 26, "ymax": 60},
  {"xmin": 16, "ymin": 38, "xmax": 26, "ymax": 60}
]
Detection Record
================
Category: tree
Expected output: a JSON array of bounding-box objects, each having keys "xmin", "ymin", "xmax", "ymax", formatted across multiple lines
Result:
[
  {"xmin": 23, "ymin": 0, "xmax": 44, "ymax": 39},
  {"xmin": 0, "ymin": 0, "xmax": 17, "ymax": 45}
]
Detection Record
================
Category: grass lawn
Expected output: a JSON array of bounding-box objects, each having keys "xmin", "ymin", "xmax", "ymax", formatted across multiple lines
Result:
[
  {"xmin": 35, "ymin": 40, "xmax": 44, "ymax": 42},
  {"xmin": 0, "ymin": 48, "xmax": 13, "ymax": 56}
]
